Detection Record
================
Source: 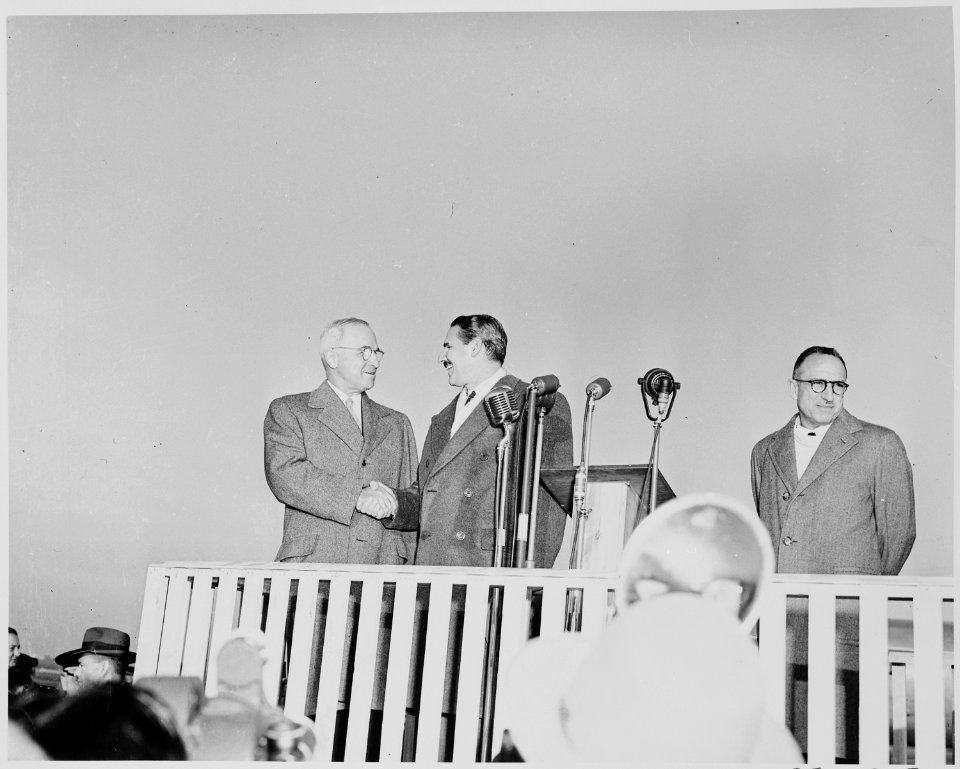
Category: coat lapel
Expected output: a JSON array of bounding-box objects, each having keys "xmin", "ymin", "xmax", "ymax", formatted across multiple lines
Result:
[
  {"xmin": 360, "ymin": 394, "xmax": 388, "ymax": 459},
  {"xmin": 795, "ymin": 409, "xmax": 861, "ymax": 494},
  {"xmin": 309, "ymin": 381, "xmax": 363, "ymax": 456},
  {"xmin": 767, "ymin": 418, "xmax": 798, "ymax": 493},
  {"xmin": 427, "ymin": 374, "xmax": 519, "ymax": 477}
]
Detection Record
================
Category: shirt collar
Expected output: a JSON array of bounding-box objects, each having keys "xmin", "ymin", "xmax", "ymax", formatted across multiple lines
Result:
[
  {"xmin": 463, "ymin": 367, "xmax": 508, "ymax": 403},
  {"xmin": 326, "ymin": 380, "xmax": 357, "ymax": 405}
]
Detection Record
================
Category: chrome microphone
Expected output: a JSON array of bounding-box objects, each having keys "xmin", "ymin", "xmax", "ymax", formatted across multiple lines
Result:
[
  {"xmin": 531, "ymin": 374, "xmax": 560, "ymax": 396},
  {"xmin": 585, "ymin": 377, "xmax": 612, "ymax": 400},
  {"xmin": 639, "ymin": 368, "xmax": 679, "ymax": 421},
  {"xmin": 484, "ymin": 385, "xmax": 521, "ymax": 427}
]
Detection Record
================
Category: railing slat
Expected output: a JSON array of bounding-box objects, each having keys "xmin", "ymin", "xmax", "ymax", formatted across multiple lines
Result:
[
  {"xmin": 913, "ymin": 592, "xmax": 946, "ymax": 765},
  {"xmin": 806, "ymin": 588, "xmax": 836, "ymax": 764},
  {"xmin": 380, "ymin": 578, "xmax": 418, "ymax": 762},
  {"xmin": 261, "ymin": 575, "xmax": 292, "ymax": 705},
  {"xmin": 181, "ymin": 572, "xmax": 216, "ymax": 680},
  {"xmin": 539, "ymin": 581, "xmax": 566, "ymax": 639},
  {"xmin": 237, "ymin": 574, "xmax": 265, "ymax": 634},
  {"xmin": 344, "ymin": 578, "xmax": 387, "ymax": 762},
  {"xmin": 283, "ymin": 573, "xmax": 321, "ymax": 720},
  {"xmin": 313, "ymin": 576, "xmax": 353, "ymax": 758},
  {"xmin": 134, "ymin": 566, "xmax": 171, "ymax": 681},
  {"xmin": 858, "ymin": 588, "xmax": 889, "ymax": 765},
  {"xmin": 580, "ymin": 581, "xmax": 609, "ymax": 641},
  {"xmin": 490, "ymin": 581, "xmax": 529, "ymax": 756},
  {"xmin": 415, "ymin": 578, "xmax": 454, "ymax": 761},
  {"xmin": 452, "ymin": 580, "xmax": 492, "ymax": 763},
  {"xmin": 205, "ymin": 571, "xmax": 240, "ymax": 698},
  {"xmin": 757, "ymin": 587, "xmax": 787, "ymax": 725}
]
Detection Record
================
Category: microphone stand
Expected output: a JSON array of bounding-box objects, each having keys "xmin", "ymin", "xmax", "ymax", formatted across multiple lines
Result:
[
  {"xmin": 568, "ymin": 394, "xmax": 597, "ymax": 570},
  {"xmin": 638, "ymin": 369, "xmax": 680, "ymax": 520},
  {"xmin": 523, "ymin": 393, "xmax": 555, "ymax": 568},
  {"xmin": 514, "ymin": 387, "xmax": 537, "ymax": 567},
  {"xmin": 492, "ymin": 420, "xmax": 518, "ymax": 568}
]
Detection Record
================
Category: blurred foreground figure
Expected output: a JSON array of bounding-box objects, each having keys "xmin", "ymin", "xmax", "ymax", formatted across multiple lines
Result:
[
  {"xmin": 28, "ymin": 681, "xmax": 187, "ymax": 760},
  {"xmin": 617, "ymin": 491, "xmax": 774, "ymax": 628},
  {"xmin": 497, "ymin": 492, "xmax": 801, "ymax": 763},
  {"xmin": 499, "ymin": 593, "xmax": 801, "ymax": 763}
]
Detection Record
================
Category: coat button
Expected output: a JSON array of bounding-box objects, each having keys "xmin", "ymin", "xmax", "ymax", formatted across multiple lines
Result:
[
  {"xmin": 781, "ymin": 491, "xmax": 790, "ymax": 500},
  {"xmin": 782, "ymin": 536, "xmax": 794, "ymax": 546},
  {"xmin": 455, "ymin": 531, "xmax": 466, "ymax": 541},
  {"xmin": 463, "ymin": 488, "xmax": 473, "ymax": 498},
  {"xmin": 420, "ymin": 532, "xmax": 431, "ymax": 540}
]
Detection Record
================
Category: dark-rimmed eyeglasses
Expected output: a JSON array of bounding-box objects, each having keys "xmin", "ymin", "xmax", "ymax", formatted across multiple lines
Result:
[
  {"xmin": 332, "ymin": 346, "xmax": 385, "ymax": 362},
  {"xmin": 794, "ymin": 379, "xmax": 849, "ymax": 395}
]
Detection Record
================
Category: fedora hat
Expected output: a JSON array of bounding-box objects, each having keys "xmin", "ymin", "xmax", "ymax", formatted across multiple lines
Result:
[{"xmin": 55, "ymin": 627, "xmax": 136, "ymax": 668}]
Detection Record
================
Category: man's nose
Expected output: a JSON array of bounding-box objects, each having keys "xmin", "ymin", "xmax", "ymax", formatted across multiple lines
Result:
[{"xmin": 822, "ymin": 388, "xmax": 835, "ymax": 402}]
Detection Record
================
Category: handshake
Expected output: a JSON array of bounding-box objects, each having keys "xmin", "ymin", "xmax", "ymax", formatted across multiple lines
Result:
[{"xmin": 356, "ymin": 481, "xmax": 398, "ymax": 520}]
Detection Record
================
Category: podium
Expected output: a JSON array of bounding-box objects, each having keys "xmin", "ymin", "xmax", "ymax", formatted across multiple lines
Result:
[{"xmin": 540, "ymin": 465, "xmax": 675, "ymax": 572}]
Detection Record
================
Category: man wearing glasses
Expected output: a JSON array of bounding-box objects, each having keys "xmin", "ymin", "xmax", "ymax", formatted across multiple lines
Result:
[
  {"xmin": 264, "ymin": 317, "xmax": 419, "ymax": 565},
  {"xmin": 750, "ymin": 344, "xmax": 915, "ymax": 575},
  {"xmin": 750, "ymin": 345, "xmax": 915, "ymax": 762}
]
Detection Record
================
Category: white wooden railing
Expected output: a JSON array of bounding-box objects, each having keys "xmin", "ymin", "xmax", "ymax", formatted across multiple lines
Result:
[{"xmin": 134, "ymin": 563, "xmax": 955, "ymax": 765}]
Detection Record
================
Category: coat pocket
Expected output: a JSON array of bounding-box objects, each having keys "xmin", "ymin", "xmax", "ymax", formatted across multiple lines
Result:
[{"xmin": 275, "ymin": 534, "xmax": 321, "ymax": 563}]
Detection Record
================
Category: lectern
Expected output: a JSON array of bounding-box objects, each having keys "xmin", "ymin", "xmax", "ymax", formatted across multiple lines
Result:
[{"xmin": 540, "ymin": 465, "xmax": 675, "ymax": 572}]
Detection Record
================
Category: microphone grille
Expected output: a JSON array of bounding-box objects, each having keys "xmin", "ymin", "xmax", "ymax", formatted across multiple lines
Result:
[{"xmin": 484, "ymin": 385, "xmax": 520, "ymax": 426}]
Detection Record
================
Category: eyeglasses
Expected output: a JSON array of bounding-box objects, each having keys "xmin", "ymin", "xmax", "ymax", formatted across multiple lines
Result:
[
  {"xmin": 794, "ymin": 379, "xmax": 850, "ymax": 395},
  {"xmin": 332, "ymin": 346, "xmax": 385, "ymax": 362}
]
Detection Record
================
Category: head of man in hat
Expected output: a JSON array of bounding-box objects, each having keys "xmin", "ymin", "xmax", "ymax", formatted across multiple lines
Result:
[{"xmin": 55, "ymin": 627, "xmax": 136, "ymax": 694}]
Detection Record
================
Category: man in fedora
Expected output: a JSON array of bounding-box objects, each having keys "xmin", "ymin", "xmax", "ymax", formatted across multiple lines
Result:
[{"xmin": 55, "ymin": 627, "xmax": 136, "ymax": 695}]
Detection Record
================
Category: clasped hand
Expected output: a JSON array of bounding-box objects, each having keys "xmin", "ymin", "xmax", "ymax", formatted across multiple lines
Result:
[{"xmin": 356, "ymin": 481, "xmax": 398, "ymax": 520}]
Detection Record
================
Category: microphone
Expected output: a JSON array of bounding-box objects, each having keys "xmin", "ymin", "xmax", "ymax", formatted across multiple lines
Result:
[
  {"xmin": 484, "ymin": 385, "xmax": 521, "ymax": 427},
  {"xmin": 585, "ymin": 377, "xmax": 612, "ymax": 400},
  {"xmin": 639, "ymin": 368, "xmax": 680, "ymax": 422},
  {"xmin": 530, "ymin": 374, "xmax": 560, "ymax": 396},
  {"xmin": 537, "ymin": 392, "xmax": 557, "ymax": 415}
]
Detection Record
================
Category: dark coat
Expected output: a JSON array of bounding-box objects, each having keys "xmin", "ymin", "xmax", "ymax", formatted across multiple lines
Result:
[{"xmin": 395, "ymin": 374, "xmax": 573, "ymax": 567}]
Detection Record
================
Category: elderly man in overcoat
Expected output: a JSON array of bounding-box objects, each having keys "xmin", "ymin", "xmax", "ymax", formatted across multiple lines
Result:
[
  {"xmin": 263, "ymin": 317, "xmax": 418, "ymax": 756},
  {"xmin": 264, "ymin": 317, "xmax": 418, "ymax": 565},
  {"xmin": 750, "ymin": 344, "xmax": 915, "ymax": 761}
]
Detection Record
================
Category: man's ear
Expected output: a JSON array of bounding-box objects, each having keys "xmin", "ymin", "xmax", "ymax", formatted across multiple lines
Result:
[
  {"xmin": 323, "ymin": 349, "xmax": 338, "ymax": 369},
  {"xmin": 468, "ymin": 339, "xmax": 482, "ymax": 358},
  {"xmin": 788, "ymin": 378, "xmax": 799, "ymax": 399}
]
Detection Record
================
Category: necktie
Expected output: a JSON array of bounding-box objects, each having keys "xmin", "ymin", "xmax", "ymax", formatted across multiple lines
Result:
[
  {"xmin": 345, "ymin": 396, "xmax": 362, "ymax": 431},
  {"xmin": 464, "ymin": 390, "xmax": 476, "ymax": 405}
]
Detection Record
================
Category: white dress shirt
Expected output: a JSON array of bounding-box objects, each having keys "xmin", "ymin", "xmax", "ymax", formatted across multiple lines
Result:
[
  {"xmin": 327, "ymin": 381, "xmax": 363, "ymax": 431},
  {"xmin": 793, "ymin": 415, "xmax": 830, "ymax": 479},
  {"xmin": 450, "ymin": 367, "xmax": 507, "ymax": 437}
]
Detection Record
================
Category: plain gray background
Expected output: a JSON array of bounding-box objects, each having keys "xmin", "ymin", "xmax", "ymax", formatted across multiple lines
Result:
[{"xmin": 7, "ymin": 8, "xmax": 955, "ymax": 660}]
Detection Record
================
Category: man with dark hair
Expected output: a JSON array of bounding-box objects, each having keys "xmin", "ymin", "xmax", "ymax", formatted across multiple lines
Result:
[
  {"xmin": 750, "ymin": 345, "xmax": 915, "ymax": 761},
  {"xmin": 395, "ymin": 314, "xmax": 573, "ymax": 567}
]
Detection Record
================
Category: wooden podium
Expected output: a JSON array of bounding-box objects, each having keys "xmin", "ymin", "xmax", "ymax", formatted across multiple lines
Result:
[{"xmin": 540, "ymin": 465, "xmax": 675, "ymax": 572}]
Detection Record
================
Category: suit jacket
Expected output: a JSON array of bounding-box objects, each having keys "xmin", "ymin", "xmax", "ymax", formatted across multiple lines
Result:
[
  {"xmin": 750, "ymin": 408, "xmax": 915, "ymax": 575},
  {"xmin": 264, "ymin": 381, "xmax": 419, "ymax": 565},
  {"xmin": 395, "ymin": 374, "xmax": 574, "ymax": 567}
]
